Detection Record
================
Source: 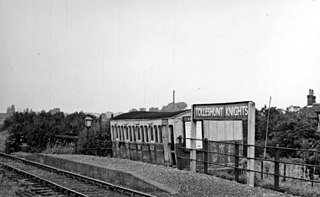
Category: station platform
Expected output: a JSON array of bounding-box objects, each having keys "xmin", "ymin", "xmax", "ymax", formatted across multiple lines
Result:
[{"xmin": 26, "ymin": 154, "xmax": 292, "ymax": 197}]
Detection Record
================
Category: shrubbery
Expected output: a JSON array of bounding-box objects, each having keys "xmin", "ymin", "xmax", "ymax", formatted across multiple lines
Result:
[
  {"xmin": 1, "ymin": 110, "xmax": 110, "ymax": 154},
  {"xmin": 255, "ymin": 107, "xmax": 320, "ymax": 161}
]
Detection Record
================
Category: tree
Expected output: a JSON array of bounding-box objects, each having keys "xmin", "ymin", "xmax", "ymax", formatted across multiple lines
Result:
[
  {"xmin": 4, "ymin": 110, "xmax": 97, "ymax": 153},
  {"xmin": 267, "ymin": 113, "xmax": 319, "ymax": 158},
  {"xmin": 161, "ymin": 102, "xmax": 188, "ymax": 112}
]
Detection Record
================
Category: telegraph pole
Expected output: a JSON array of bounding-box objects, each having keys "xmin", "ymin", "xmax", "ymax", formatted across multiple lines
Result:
[{"xmin": 263, "ymin": 96, "xmax": 272, "ymax": 159}]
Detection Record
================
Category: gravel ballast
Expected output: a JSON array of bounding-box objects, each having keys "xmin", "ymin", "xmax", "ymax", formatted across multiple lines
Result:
[{"xmin": 47, "ymin": 154, "xmax": 293, "ymax": 197}]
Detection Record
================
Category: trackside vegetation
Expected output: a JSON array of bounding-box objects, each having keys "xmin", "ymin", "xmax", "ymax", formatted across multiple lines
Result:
[{"xmin": 1, "ymin": 110, "xmax": 110, "ymax": 154}]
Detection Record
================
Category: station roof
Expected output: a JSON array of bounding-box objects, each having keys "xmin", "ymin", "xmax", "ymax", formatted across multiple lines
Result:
[{"xmin": 112, "ymin": 110, "xmax": 190, "ymax": 120}]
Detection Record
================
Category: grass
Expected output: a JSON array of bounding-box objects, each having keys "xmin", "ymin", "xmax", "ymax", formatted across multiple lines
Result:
[
  {"xmin": 0, "ymin": 129, "xmax": 9, "ymax": 152},
  {"xmin": 201, "ymin": 159, "xmax": 320, "ymax": 197},
  {"xmin": 43, "ymin": 144, "xmax": 75, "ymax": 154}
]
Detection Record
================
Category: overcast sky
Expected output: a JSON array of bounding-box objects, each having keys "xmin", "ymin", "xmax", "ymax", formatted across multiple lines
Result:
[{"xmin": 1, "ymin": 0, "xmax": 320, "ymax": 113}]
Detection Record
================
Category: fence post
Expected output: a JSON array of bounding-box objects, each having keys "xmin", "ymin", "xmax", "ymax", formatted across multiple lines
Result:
[
  {"xmin": 274, "ymin": 145, "xmax": 280, "ymax": 191},
  {"xmin": 283, "ymin": 163, "xmax": 286, "ymax": 182},
  {"xmin": 75, "ymin": 138, "xmax": 78, "ymax": 154},
  {"xmin": 204, "ymin": 138, "xmax": 209, "ymax": 174},
  {"xmin": 235, "ymin": 142, "xmax": 240, "ymax": 182},
  {"xmin": 177, "ymin": 136, "xmax": 182, "ymax": 170},
  {"xmin": 148, "ymin": 143, "xmax": 152, "ymax": 163},
  {"xmin": 311, "ymin": 166, "xmax": 314, "ymax": 187},
  {"xmin": 261, "ymin": 160, "xmax": 264, "ymax": 180},
  {"xmin": 136, "ymin": 142, "xmax": 139, "ymax": 160},
  {"xmin": 247, "ymin": 101, "xmax": 255, "ymax": 187},
  {"xmin": 190, "ymin": 118, "xmax": 197, "ymax": 172}
]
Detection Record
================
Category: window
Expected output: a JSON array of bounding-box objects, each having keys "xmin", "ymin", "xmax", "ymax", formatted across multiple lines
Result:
[
  {"xmin": 158, "ymin": 125, "xmax": 163, "ymax": 143},
  {"xmin": 112, "ymin": 126, "xmax": 115, "ymax": 139},
  {"xmin": 141, "ymin": 126, "xmax": 145, "ymax": 142},
  {"xmin": 128, "ymin": 126, "xmax": 132, "ymax": 141},
  {"xmin": 125, "ymin": 127, "xmax": 129, "ymax": 140},
  {"xmin": 137, "ymin": 126, "xmax": 140, "ymax": 141},
  {"xmin": 145, "ymin": 126, "xmax": 149, "ymax": 142},
  {"xmin": 150, "ymin": 126, "xmax": 154, "ymax": 141},
  {"xmin": 116, "ymin": 126, "xmax": 119, "ymax": 139},
  {"xmin": 120, "ymin": 126, "xmax": 124, "ymax": 141},
  {"xmin": 133, "ymin": 126, "xmax": 137, "ymax": 142},
  {"xmin": 154, "ymin": 126, "xmax": 158, "ymax": 143}
]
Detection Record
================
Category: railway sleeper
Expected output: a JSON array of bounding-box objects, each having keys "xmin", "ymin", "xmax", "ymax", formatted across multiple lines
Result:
[{"xmin": 15, "ymin": 189, "xmax": 37, "ymax": 197}]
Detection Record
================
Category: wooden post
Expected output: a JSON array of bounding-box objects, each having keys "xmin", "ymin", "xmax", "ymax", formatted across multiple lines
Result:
[
  {"xmin": 274, "ymin": 145, "xmax": 280, "ymax": 190},
  {"xmin": 204, "ymin": 138, "xmax": 209, "ymax": 174},
  {"xmin": 190, "ymin": 106, "xmax": 197, "ymax": 172},
  {"xmin": 311, "ymin": 166, "xmax": 314, "ymax": 187},
  {"xmin": 75, "ymin": 137, "xmax": 78, "ymax": 154},
  {"xmin": 148, "ymin": 143, "xmax": 152, "ymax": 163},
  {"xmin": 177, "ymin": 136, "xmax": 182, "ymax": 170},
  {"xmin": 235, "ymin": 142, "xmax": 240, "ymax": 182},
  {"xmin": 162, "ymin": 119, "xmax": 171, "ymax": 166},
  {"xmin": 247, "ymin": 102, "xmax": 255, "ymax": 187},
  {"xmin": 261, "ymin": 160, "xmax": 264, "ymax": 180},
  {"xmin": 136, "ymin": 142, "xmax": 139, "ymax": 160},
  {"xmin": 283, "ymin": 163, "xmax": 286, "ymax": 182}
]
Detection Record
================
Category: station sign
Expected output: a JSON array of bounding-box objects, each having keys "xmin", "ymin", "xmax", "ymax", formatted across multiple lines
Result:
[{"xmin": 192, "ymin": 101, "xmax": 250, "ymax": 120}]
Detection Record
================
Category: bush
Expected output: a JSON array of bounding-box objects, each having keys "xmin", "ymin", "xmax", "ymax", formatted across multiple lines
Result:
[{"xmin": 3, "ymin": 111, "xmax": 102, "ymax": 154}]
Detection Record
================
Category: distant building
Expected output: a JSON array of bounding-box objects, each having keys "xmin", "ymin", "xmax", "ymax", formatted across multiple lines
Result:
[
  {"xmin": 49, "ymin": 108, "xmax": 61, "ymax": 115},
  {"xmin": 277, "ymin": 108, "xmax": 286, "ymax": 114},
  {"xmin": 299, "ymin": 89, "xmax": 320, "ymax": 131},
  {"xmin": 286, "ymin": 105, "xmax": 301, "ymax": 113},
  {"xmin": 307, "ymin": 89, "xmax": 316, "ymax": 106},
  {"xmin": 149, "ymin": 107, "xmax": 160, "ymax": 112},
  {"xmin": 6, "ymin": 105, "xmax": 15, "ymax": 116},
  {"xmin": 102, "ymin": 112, "xmax": 123, "ymax": 119}
]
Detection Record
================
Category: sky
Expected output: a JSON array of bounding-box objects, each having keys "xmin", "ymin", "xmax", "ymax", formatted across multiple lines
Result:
[{"xmin": 1, "ymin": 0, "xmax": 320, "ymax": 113}]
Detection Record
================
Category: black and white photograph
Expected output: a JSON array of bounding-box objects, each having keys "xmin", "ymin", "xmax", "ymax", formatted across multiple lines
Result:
[{"xmin": 1, "ymin": 0, "xmax": 320, "ymax": 196}]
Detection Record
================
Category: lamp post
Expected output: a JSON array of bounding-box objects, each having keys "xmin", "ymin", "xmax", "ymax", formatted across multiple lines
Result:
[
  {"xmin": 84, "ymin": 116, "xmax": 92, "ymax": 154},
  {"xmin": 85, "ymin": 116, "xmax": 93, "ymax": 139}
]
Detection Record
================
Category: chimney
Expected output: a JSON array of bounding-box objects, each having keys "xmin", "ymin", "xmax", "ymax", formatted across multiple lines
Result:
[
  {"xmin": 173, "ymin": 90, "xmax": 175, "ymax": 104},
  {"xmin": 307, "ymin": 89, "xmax": 316, "ymax": 106}
]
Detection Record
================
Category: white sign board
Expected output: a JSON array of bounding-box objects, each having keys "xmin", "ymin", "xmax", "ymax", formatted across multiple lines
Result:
[{"xmin": 185, "ymin": 121, "xmax": 202, "ymax": 149}]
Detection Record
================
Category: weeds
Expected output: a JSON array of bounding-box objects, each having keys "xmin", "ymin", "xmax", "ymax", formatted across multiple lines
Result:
[{"xmin": 43, "ymin": 144, "xmax": 75, "ymax": 154}]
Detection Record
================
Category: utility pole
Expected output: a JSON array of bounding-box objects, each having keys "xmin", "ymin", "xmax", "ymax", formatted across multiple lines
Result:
[{"xmin": 263, "ymin": 96, "xmax": 272, "ymax": 159}]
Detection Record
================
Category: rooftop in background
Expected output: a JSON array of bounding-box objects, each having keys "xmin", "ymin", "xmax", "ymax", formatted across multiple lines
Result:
[
  {"xmin": 112, "ymin": 110, "xmax": 190, "ymax": 120},
  {"xmin": 313, "ymin": 103, "xmax": 320, "ymax": 113}
]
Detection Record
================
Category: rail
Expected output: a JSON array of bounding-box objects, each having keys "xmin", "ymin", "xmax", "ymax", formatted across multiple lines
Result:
[{"xmin": 0, "ymin": 152, "xmax": 156, "ymax": 197}]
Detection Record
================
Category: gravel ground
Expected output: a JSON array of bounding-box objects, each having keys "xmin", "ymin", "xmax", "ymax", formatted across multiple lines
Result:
[
  {"xmin": 0, "ymin": 168, "xmax": 23, "ymax": 197},
  {"xmin": 48, "ymin": 154, "xmax": 294, "ymax": 197}
]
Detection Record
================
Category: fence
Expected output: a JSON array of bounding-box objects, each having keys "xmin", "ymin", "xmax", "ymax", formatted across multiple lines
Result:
[
  {"xmin": 76, "ymin": 139, "xmax": 113, "ymax": 157},
  {"xmin": 112, "ymin": 141, "xmax": 167, "ymax": 164},
  {"xmin": 177, "ymin": 137, "xmax": 320, "ymax": 192},
  {"xmin": 49, "ymin": 136, "xmax": 113, "ymax": 157}
]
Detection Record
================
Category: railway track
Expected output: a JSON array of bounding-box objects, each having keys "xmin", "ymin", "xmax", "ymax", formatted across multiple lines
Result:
[
  {"xmin": 0, "ymin": 152, "xmax": 156, "ymax": 197},
  {"xmin": 1, "ymin": 168, "xmax": 67, "ymax": 197}
]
